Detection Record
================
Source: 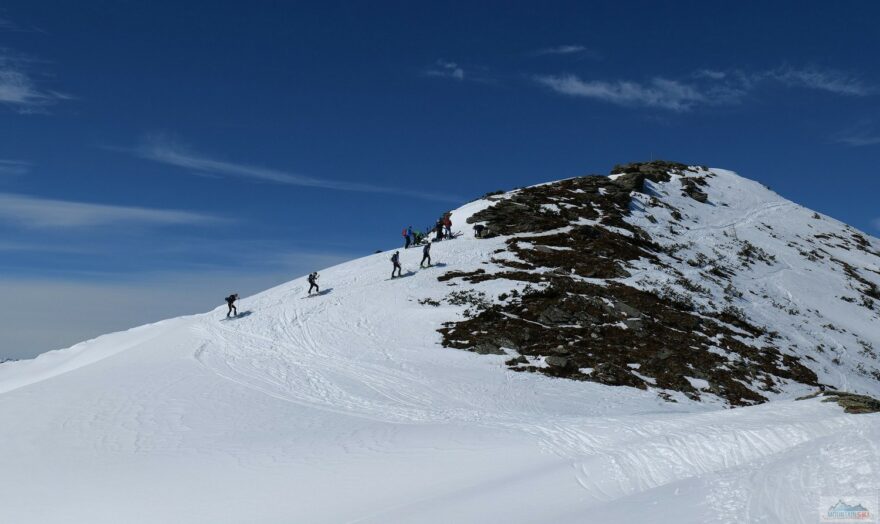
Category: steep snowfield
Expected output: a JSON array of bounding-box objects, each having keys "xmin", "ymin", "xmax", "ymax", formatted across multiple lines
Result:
[
  {"xmin": 1, "ymin": 167, "xmax": 878, "ymax": 523},
  {"xmin": 626, "ymin": 168, "xmax": 880, "ymax": 397}
]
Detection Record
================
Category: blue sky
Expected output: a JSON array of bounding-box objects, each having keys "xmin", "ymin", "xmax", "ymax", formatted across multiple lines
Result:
[{"xmin": 3, "ymin": 1, "xmax": 880, "ymax": 358}]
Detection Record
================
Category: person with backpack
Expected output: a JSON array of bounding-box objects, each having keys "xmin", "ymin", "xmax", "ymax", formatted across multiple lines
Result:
[
  {"xmin": 434, "ymin": 220, "xmax": 444, "ymax": 242},
  {"xmin": 420, "ymin": 242, "xmax": 432, "ymax": 268},
  {"xmin": 443, "ymin": 215, "xmax": 452, "ymax": 239},
  {"xmin": 307, "ymin": 272, "xmax": 320, "ymax": 295},
  {"xmin": 391, "ymin": 251, "xmax": 402, "ymax": 278},
  {"xmin": 403, "ymin": 227, "xmax": 411, "ymax": 249},
  {"xmin": 225, "ymin": 293, "xmax": 239, "ymax": 317}
]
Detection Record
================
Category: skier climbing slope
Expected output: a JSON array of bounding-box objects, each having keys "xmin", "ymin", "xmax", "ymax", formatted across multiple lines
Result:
[
  {"xmin": 0, "ymin": 166, "xmax": 879, "ymax": 523},
  {"xmin": 420, "ymin": 242, "xmax": 432, "ymax": 268}
]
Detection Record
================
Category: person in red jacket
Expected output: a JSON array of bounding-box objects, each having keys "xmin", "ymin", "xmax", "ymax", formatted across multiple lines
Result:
[{"xmin": 443, "ymin": 215, "xmax": 452, "ymax": 239}]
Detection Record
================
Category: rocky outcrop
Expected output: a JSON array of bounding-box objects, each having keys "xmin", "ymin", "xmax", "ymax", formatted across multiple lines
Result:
[
  {"xmin": 440, "ymin": 161, "xmax": 831, "ymax": 406},
  {"xmin": 680, "ymin": 177, "xmax": 709, "ymax": 203},
  {"xmin": 822, "ymin": 391, "xmax": 880, "ymax": 414},
  {"xmin": 798, "ymin": 390, "xmax": 880, "ymax": 414}
]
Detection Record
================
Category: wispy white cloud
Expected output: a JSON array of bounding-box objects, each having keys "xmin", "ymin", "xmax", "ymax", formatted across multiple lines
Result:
[
  {"xmin": 834, "ymin": 120, "xmax": 880, "ymax": 147},
  {"xmin": 694, "ymin": 67, "xmax": 872, "ymax": 97},
  {"xmin": 0, "ymin": 50, "xmax": 70, "ymax": 113},
  {"xmin": 126, "ymin": 137, "xmax": 462, "ymax": 202},
  {"xmin": 534, "ymin": 45, "xmax": 586, "ymax": 55},
  {"xmin": 0, "ymin": 192, "xmax": 222, "ymax": 228},
  {"xmin": 693, "ymin": 69, "xmax": 728, "ymax": 80},
  {"xmin": 0, "ymin": 159, "xmax": 29, "ymax": 176},
  {"xmin": 838, "ymin": 135, "xmax": 880, "ymax": 147},
  {"xmin": 423, "ymin": 59, "xmax": 498, "ymax": 84},
  {"xmin": 531, "ymin": 45, "xmax": 599, "ymax": 59},
  {"xmin": 0, "ymin": 15, "xmax": 41, "ymax": 32},
  {"xmin": 0, "ymin": 241, "xmax": 88, "ymax": 253},
  {"xmin": 425, "ymin": 60, "xmax": 465, "ymax": 81},
  {"xmin": 835, "ymin": 121, "xmax": 880, "ymax": 147},
  {"xmin": 535, "ymin": 75, "xmax": 708, "ymax": 111},
  {"xmin": 537, "ymin": 66, "xmax": 872, "ymax": 111},
  {"xmin": 767, "ymin": 66, "xmax": 870, "ymax": 96}
]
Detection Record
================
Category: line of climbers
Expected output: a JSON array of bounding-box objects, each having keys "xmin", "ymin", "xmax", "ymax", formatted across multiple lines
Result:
[
  {"xmin": 223, "ymin": 211, "xmax": 491, "ymax": 316},
  {"xmin": 390, "ymin": 241, "xmax": 432, "ymax": 279}
]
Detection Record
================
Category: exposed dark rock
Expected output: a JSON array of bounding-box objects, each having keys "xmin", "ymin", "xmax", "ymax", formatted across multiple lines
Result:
[
  {"xmin": 545, "ymin": 356, "xmax": 570, "ymax": 368},
  {"xmin": 508, "ymin": 226, "xmax": 659, "ymax": 279},
  {"xmin": 438, "ymin": 269, "xmax": 486, "ymax": 282},
  {"xmin": 440, "ymin": 160, "xmax": 829, "ymax": 406},
  {"xmin": 472, "ymin": 342, "xmax": 506, "ymax": 355},
  {"xmin": 439, "ymin": 275, "xmax": 818, "ymax": 405},
  {"xmin": 680, "ymin": 177, "xmax": 709, "ymax": 203},
  {"xmin": 799, "ymin": 390, "xmax": 880, "ymax": 414},
  {"xmin": 610, "ymin": 160, "xmax": 690, "ymax": 180}
]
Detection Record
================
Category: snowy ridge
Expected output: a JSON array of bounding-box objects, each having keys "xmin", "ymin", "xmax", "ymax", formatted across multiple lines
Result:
[
  {"xmin": 0, "ymin": 162, "xmax": 878, "ymax": 523},
  {"xmin": 628, "ymin": 168, "xmax": 880, "ymax": 395},
  {"xmin": 439, "ymin": 162, "xmax": 880, "ymax": 404}
]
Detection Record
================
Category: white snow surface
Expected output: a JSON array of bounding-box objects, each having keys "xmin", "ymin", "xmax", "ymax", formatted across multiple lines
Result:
[
  {"xmin": 626, "ymin": 168, "xmax": 880, "ymax": 399},
  {"xmin": 1, "ymin": 167, "xmax": 879, "ymax": 523}
]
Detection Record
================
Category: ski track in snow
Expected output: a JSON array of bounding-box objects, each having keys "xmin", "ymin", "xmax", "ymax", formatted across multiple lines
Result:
[{"xmin": 0, "ymin": 168, "xmax": 879, "ymax": 523}]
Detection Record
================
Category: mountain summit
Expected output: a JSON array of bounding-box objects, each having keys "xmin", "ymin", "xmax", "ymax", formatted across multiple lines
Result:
[
  {"xmin": 441, "ymin": 161, "xmax": 880, "ymax": 405},
  {"xmin": 1, "ymin": 161, "xmax": 878, "ymax": 523}
]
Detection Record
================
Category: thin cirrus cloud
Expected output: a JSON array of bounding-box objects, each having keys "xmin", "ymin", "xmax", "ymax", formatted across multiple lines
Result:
[
  {"xmin": 768, "ymin": 67, "xmax": 870, "ymax": 96},
  {"xmin": 0, "ymin": 192, "xmax": 222, "ymax": 228},
  {"xmin": 0, "ymin": 16, "xmax": 40, "ymax": 32},
  {"xmin": 530, "ymin": 45, "xmax": 600, "ymax": 59},
  {"xmin": 423, "ymin": 60, "xmax": 498, "ymax": 84},
  {"xmin": 833, "ymin": 120, "xmax": 880, "ymax": 147},
  {"xmin": 127, "ymin": 138, "xmax": 462, "ymax": 203},
  {"xmin": 424, "ymin": 60, "xmax": 465, "ymax": 81},
  {"xmin": 0, "ymin": 240, "xmax": 88, "ymax": 253},
  {"xmin": 536, "ymin": 66, "xmax": 872, "ymax": 111},
  {"xmin": 0, "ymin": 159, "xmax": 29, "ymax": 176},
  {"xmin": 535, "ymin": 75, "xmax": 708, "ymax": 111},
  {"xmin": 695, "ymin": 67, "xmax": 873, "ymax": 96},
  {"xmin": 0, "ymin": 50, "xmax": 70, "ymax": 113},
  {"xmin": 838, "ymin": 135, "xmax": 880, "ymax": 147}
]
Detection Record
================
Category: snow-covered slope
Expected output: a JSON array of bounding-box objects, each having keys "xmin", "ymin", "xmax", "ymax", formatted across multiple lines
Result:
[
  {"xmin": 1, "ymin": 163, "xmax": 878, "ymax": 523},
  {"xmin": 443, "ymin": 162, "xmax": 880, "ymax": 404}
]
